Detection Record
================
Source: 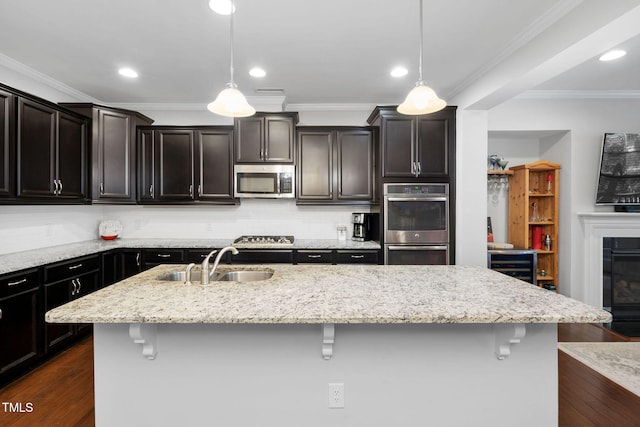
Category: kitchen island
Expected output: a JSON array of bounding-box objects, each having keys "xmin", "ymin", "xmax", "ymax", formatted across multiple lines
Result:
[{"xmin": 46, "ymin": 264, "xmax": 610, "ymax": 427}]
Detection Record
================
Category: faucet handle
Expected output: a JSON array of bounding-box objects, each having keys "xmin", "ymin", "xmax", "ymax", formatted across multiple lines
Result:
[{"xmin": 184, "ymin": 263, "xmax": 196, "ymax": 285}]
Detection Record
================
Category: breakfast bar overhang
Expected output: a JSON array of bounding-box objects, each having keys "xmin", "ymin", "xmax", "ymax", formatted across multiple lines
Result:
[{"xmin": 46, "ymin": 264, "xmax": 611, "ymax": 427}]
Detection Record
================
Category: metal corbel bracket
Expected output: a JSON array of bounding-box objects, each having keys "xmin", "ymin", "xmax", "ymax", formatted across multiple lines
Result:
[
  {"xmin": 322, "ymin": 323, "xmax": 335, "ymax": 360},
  {"xmin": 494, "ymin": 323, "xmax": 526, "ymax": 360},
  {"xmin": 129, "ymin": 323, "xmax": 158, "ymax": 360}
]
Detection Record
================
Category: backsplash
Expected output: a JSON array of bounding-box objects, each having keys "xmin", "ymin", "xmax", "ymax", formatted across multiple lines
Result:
[
  {"xmin": 0, "ymin": 201, "xmax": 368, "ymax": 255},
  {"xmin": 0, "ymin": 205, "xmax": 100, "ymax": 255}
]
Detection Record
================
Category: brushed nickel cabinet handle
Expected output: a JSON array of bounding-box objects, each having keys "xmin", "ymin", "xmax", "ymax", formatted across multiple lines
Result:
[
  {"xmin": 307, "ymin": 254, "xmax": 322, "ymax": 259},
  {"xmin": 157, "ymin": 254, "xmax": 171, "ymax": 258},
  {"xmin": 8, "ymin": 278, "xmax": 28, "ymax": 287},
  {"xmin": 350, "ymin": 255, "xmax": 365, "ymax": 259},
  {"xmin": 59, "ymin": 179, "xmax": 63, "ymax": 194},
  {"xmin": 68, "ymin": 263, "xmax": 83, "ymax": 270}
]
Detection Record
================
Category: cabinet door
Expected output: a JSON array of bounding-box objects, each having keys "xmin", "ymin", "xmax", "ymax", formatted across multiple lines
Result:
[
  {"xmin": 138, "ymin": 129, "xmax": 155, "ymax": 200},
  {"xmin": 73, "ymin": 271, "xmax": 97, "ymax": 334},
  {"xmin": 197, "ymin": 129, "xmax": 234, "ymax": 201},
  {"xmin": 121, "ymin": 250, "xmax": 143, "ymax": 278},
  {"xmin": 337, "ymin": 130, "xmax": 373, "ymax": 200},
  {"xmin": 235, "ymin": 116, "xmax": 263, "ymax": 162},
  {"xmin": 297, "ymin": 131, "xmax": 333, "ymax": 200},
  {"xmin": 97, "ymin": 110, "xmax": 133, "ymax": 200},
  {"xmin": 382, "ymin": 116, "xmax": 414, "ymax": 177},
  {"xmin": 57, "ymin": 112, "xmax": 87, "ymax": 199},
  {"xmin": 156, "ymin": 130, "xmax": 194, "ymax": 200},
  {"xmin": 44, "ymin": 281, "xmax": 74, "ymax": 350},
  {"xmin": 0, "ymin": 89, "xmax": 15, "ymax": 198},
  {"xmin": 416, "ymin": 115, "xmax": 449, "ymax": 176},
  {"xmin": 0, "ymin": 269, "xmax": 40, "ymax": 376},
  {"xmin": 265, "ymin": 116, "xmax": 294, "ymax": 162},
  {"xmin": 17, "ymin": 98, "xmax": 56, "ymax": 198}
]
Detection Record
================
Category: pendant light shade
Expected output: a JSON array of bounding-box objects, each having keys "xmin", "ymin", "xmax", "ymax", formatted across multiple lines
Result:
[
  {"xmin": 207, "ymin": 82, "xmax": 255, "ymax": 117},
  {"xmin": 397, "ymin": 0, "xmax": 446, "ymax": 115},
  {"xmin": 397, "ymin": 81, "xmax": 446, "ymax": 115},
  {"xmin": 208, "ymin": 0, "xmax": 255, "ymax": 118}
]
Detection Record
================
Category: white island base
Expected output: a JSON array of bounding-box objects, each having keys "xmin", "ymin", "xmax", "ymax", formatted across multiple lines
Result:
[{"xmin": 93, "ymin": 322, "xmax": 558, "ymax": 427}]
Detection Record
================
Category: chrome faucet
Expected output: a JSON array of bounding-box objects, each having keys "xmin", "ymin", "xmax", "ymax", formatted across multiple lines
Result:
[{"xmin": 200, "ymin": 246, "xmax": 239, "ymax": 285}]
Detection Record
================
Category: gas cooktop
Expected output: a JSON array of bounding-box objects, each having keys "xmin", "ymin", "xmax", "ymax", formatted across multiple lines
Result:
[{"xmin": 233, "ymin": 235, "xmax": 295, "ymax": 245}]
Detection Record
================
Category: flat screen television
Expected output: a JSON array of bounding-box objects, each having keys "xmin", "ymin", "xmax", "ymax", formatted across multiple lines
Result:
[{"xmin": 596, "ymin": 133, "xmax": 640, "ymax": 206}]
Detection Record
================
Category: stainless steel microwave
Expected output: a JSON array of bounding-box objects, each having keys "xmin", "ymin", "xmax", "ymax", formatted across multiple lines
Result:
[{"xmin": 234, "ymin": 164, "xmax": 295, "ymax": 198}]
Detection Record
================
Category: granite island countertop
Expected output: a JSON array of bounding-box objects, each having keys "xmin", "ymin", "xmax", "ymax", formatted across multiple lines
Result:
[
  {"xmin": 46, "ymin": 264, "xmax": 612, "ymax": 325},
  {"xmin": 0, "ymin": 238, "xmax": 381, "ymax": 275}
]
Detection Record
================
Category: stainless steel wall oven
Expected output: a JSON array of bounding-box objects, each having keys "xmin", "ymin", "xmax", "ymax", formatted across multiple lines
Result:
[{"xmin": 383, "ymin": 183, "xmax": 449, "ymax": 265}]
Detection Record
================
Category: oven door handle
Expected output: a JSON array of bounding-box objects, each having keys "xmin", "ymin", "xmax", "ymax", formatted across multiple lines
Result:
[
  {"xmin": 386, "ymin": 196, "xmax": 448, "ymax": 202},
  {"xmin": 387, "ymin": 245, "xmax": 448, "ymax": 251}
]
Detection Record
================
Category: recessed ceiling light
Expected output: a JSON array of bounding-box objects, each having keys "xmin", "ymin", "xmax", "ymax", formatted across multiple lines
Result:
[
  {"xmin": 599, "ymin": 49, "xmax": 626, "ymax": 61},
  {"xmin": 208, "ymin": 0, "xmax": 235, "ymax": 15},
  {"xmin": 391, "ymin": 66, "xmax": 408, "ymax": 77},
  {"xmin": 249, "ymin": 67, "xmax": 266, "ymax": 78},
  {"xmin": 118, "ymin": 68, "xmax": 138, "ymax": 78}
]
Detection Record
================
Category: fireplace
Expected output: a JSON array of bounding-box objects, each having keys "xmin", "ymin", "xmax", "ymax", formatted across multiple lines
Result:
[{"xmin": 603, "ymin": 238, "xmax": 640, "ymax": 321}]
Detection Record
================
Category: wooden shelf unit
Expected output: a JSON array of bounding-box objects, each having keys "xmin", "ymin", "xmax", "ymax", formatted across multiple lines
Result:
[{"xmin": 508, "ymin": 160, "xmax": 560, "ymax": 291}]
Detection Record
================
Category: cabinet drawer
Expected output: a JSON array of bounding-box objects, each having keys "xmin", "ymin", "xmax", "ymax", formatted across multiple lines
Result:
[
  {"xmin": 186, "ymin": 249, "xmax": 220, "ymax": 263},
  {"xmin": 0, "ymin": 269, "xmax": 39, "ymax": 298},
  {"xmin": 230, "ymin": 250, "xmax": 293, "ymax": 264},
  {"xmin": 336, "ymin": 250, "xmax": 379, "ymax": 264},
  {"xmin": 44, "ymin": 255, "xmax": 99, "ymax": 283},
  {"xmin": 144, "ymin": 249, "xmax": 185, "ymax": 264},
  {"xmin": 296, "ymin": 250, "xmax": 333, "ymax": 264}
]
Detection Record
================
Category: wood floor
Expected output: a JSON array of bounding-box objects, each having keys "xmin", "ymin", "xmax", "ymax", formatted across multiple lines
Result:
[{"xmin": 0, "ymin": 324, "xmax": 638, "ymax": 426}]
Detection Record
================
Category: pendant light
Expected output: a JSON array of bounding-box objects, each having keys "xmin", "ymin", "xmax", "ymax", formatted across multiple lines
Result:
[
  {"xmin": 397, "ymin": 0, "xmax": 446, "ymax": 115},
  {"xmin": 207, "ymin": 0, "xmax": 255, "ymax": 118}
]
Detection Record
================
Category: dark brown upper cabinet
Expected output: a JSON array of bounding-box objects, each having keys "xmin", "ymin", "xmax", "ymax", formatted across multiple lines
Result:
[
  {"xmin": 60, "ymin": 103, "xmax": 154, "ymax": 204},
  {"xmin": 234, "ymin": 112, "xmax": 298, "ymax": 163},
  {"xmin": 17, "ymin": 98, "xmax": 88, "ymax": 202},
  {"xmin": 297, "ymin": 127, "xmax": 375, "ymax": 204},
  {"xmin": 0, "ymin": 89, "xmax": 15, "ymax": 199},
  {"xmin": 137, "ymin": 126, "xmax": 236, "ymax": 204},
  {"xmin": 367, "ymin": 106, "xmax": 455, "ymax": 179}
]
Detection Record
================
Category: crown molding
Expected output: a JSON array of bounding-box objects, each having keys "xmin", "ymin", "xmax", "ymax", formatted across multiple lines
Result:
[
  {"xmin": 0, "ymin": 53, "xmax": 100, "ymax": 102},
  {"xmin": 516, "ymin": 90, "xmax": 640, "ymax": 99},
  {"xmin": 447, "ymin": 0, "xmax": 582, "ymax": 100}
]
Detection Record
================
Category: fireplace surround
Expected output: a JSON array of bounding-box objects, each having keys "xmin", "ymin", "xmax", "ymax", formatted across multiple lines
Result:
[{"xmin": 580, "ymin": 212, "xmax": 640, "ymax": 336}]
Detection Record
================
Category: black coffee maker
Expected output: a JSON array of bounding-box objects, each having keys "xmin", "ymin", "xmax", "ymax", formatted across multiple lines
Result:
[{"xmin": 352, "ymin": 213, "xmax": 379, "ymax": 241}]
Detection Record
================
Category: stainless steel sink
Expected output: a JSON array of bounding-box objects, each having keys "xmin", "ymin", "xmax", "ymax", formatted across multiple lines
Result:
[
  {"xmin": 156, "ymin": 271, "xmax": 194, "ymax": 282},
  {"xmin": 156, "ymin": 268, "xmax": 273, "ymax": 283},
  {"xmin": 214, "ymin": 270, "xmax": 273, "ymax": 282}
]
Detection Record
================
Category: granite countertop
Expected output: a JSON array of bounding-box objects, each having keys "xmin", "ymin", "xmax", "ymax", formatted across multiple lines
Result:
[
  {"xmin": 0, "ymin": 238, "xmax": 381, "ymax": 275},
  {"xmin": 45, "ymin": 263, "xmax": 612, "ymax": 325}
]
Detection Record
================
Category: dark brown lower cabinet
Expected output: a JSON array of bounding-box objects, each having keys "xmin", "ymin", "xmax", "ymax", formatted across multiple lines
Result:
[
  {"xmin": 0, "ymin": 269, "xmax": 40, "ymax": 382},
  {"xmin": 44, "ymin": 255, "xmax": 98, "ymax": 353}
]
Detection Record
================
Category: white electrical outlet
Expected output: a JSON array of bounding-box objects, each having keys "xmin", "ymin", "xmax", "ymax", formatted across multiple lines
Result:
[{"xmin": 328, "ymin": 383, "xmax": 344, "ymax": 409}]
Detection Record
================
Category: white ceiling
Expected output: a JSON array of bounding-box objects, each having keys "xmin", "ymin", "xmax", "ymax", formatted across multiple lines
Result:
[{"xmin": 1, "ymin": 0, "xmax": 640, "ymax": 109}]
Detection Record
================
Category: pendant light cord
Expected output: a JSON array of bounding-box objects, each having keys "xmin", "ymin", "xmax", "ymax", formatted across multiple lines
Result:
[
  {"xmin": 418, "ymin": 0, "xmax": 423, "ymax": 83},
  {"xmin": 229, "ymin": 0, "xmax": 235, "ymax": 84}
]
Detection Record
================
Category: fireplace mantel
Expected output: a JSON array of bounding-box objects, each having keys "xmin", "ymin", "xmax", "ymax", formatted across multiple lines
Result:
[{"xmin": 578, "ymin": 212, "xmax": 640, "ymax": 308}]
